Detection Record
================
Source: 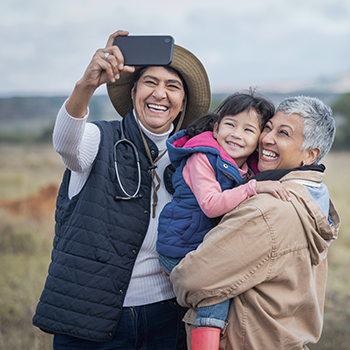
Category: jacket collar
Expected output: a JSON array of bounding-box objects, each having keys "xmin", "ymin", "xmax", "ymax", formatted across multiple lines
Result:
[{"xmin": 240, "ymin": 164, "xmax": 325, "ymax": 184}]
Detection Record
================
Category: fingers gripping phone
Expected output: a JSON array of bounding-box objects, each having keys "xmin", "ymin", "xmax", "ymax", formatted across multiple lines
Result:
[{"xmin": 113, "ymin": 35, "xmax": 174, "ymax": 66}]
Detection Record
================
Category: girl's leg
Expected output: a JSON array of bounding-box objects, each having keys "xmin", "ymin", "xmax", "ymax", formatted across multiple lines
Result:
[
  {"xmin": 195, "ymin": 299, "xmax": 230, "ymax": 329},
  {"xmin": 191, "ymin": 300, "xmax": 231, "ymax": 350},
  {"xmin": 158, "ymin": 254, "xmax": 183, "ymax": 275}
]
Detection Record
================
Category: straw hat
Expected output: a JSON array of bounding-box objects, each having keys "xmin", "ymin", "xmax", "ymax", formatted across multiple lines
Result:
[{"xmin": 107, "ymin": 44, "xmax": 211, "ymax": 129}]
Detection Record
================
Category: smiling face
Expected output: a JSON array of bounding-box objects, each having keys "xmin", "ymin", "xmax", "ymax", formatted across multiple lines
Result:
[
  {"xmin": 131, "ymin": 66, "xmax": 185, "ymax": 134},
  {"xmin": 258, "ymin": 111, "xmax": 319, "ymax": 171},
  {"xmin": 213, "ymin": 110, "xmax": 261, "ymax": 168}
]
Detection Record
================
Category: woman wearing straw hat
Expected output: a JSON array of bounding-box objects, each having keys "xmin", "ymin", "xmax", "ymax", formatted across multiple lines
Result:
[{"xmin": 32, "ymin": 30, "xmax": 211, "ymax": 350}]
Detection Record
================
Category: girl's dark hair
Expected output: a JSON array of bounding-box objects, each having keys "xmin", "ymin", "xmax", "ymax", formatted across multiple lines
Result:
[
  {"xmin": 187, "ymin": 87, "xmax": 275, "ymax": 138},
  {"xmin": 186, "ymin": 113, "xmax": 219, "ymax": 138}
]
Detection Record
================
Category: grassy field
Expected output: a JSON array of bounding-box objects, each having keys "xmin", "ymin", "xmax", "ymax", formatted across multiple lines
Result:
[
  {"xmin": 0, "ymin": 144, "xmax": 64, "ymax": 349},
  {"xmin": 0, "ymin": 144, "xmax": 349, "ymax": 349}
]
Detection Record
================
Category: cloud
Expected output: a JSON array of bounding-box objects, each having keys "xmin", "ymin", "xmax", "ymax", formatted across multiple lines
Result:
[{"xmin": 1, "ymin": 0, "xmax": 350, "ymax": 95}]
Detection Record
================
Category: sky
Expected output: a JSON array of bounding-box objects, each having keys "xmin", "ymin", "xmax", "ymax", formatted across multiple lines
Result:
[{"xmin": 1, "ymin": 0, "xmax": 350, "ymax": 97}]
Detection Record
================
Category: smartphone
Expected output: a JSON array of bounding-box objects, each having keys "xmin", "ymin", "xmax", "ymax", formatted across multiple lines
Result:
[{"xmin": 113, "ymin": 35, "xmax": 174, "ymax": 66}]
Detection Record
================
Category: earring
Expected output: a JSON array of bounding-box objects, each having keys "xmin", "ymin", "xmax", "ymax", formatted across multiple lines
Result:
[{"xmin": 302, "ymin": 161, "xmax": 306, "ymax": 167}]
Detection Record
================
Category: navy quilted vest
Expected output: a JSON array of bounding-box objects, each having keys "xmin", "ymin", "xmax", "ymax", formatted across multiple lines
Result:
[{"xmin": 33, "ymin": 112, "xmax": 159, "ymax": 341}]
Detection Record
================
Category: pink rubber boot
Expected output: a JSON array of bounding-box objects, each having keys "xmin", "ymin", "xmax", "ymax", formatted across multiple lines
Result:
[{"xmin": 191, "ymin": 327, "xmax": 221, "ymax": 350}]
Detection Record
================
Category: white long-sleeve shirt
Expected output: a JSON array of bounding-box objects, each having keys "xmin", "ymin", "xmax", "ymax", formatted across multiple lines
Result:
[{"xmin": 53, "ymin": 102, "xmax": 175, "ymax": 306}]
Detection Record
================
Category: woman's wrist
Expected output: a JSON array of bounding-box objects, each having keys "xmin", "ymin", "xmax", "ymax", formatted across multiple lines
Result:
[{"xmin": 66, "ymin": 80, "xmax": 96, "ymax": 119}]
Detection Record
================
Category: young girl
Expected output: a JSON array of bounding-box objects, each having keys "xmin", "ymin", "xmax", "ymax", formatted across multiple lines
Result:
[{"xmin": 156, "ymin": 90, "xmax": 290, "ymax": 350}]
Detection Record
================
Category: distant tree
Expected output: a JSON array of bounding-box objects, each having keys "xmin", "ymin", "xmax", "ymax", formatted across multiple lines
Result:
[
  {"xmin": 38, "ymin": 123, "xmax": 55, "ymax": 143},
  {"xmin": 210, "ymin": 94, "xmax": 227, "ymax": 112},
  {"xmin": 331, "ymin": 92, "xmax": 350, "ymax": 150}
]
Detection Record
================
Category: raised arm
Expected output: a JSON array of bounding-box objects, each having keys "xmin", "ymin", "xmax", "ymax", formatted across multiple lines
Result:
[
  {"xmin": 66, "ymin": 30, "xmax": 135, "ymax": 119},
  {"xmin": 54, "ymin": 30, "xmax": 137, "ymax": 171}
]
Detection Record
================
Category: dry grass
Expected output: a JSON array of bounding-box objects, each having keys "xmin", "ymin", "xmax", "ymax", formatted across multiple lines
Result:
[
  {"xmin": 0, "ymin": 144, "xmax": 349, "ymax": 350},
  {"xmin": 0, "ymin": 144, "xmax": 61, "ymax": 349},
  {"xmin": 0, "ymin": 143, "xmax": 64, "ymax": 200}
]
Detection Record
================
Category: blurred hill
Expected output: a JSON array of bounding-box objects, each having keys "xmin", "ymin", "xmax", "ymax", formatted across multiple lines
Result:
[
  {"xmin": 0, "ymin": 87, "xmax": 345, "ymax": 142},
  {"xmin": 0, "ymin": 95, "xmax": 121, "ymax": 142}
]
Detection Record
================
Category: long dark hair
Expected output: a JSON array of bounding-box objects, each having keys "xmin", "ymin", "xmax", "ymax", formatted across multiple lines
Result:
[{"xmin": 186, "ymin": 88, "xmax": 275, "ymax": 138}]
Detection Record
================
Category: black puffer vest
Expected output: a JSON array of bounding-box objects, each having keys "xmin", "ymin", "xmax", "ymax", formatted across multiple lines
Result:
[{"xmin": 32, "ymin": 112, "xmax": 159, "ymax": 341}]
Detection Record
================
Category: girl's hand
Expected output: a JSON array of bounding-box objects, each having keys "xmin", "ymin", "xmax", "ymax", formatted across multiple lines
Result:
[
  {"xmin": 255, "ymin": 181, "xmax": 291, "ymax": 201},
  {"xmin": 162, "ymin": 269, "xmax": 170, "ymax": 280}
]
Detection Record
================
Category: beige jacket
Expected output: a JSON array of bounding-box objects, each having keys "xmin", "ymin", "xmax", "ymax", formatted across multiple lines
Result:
[{"xmin": 171, "ymin": 170, "xmax": 340, "ymax": 350}]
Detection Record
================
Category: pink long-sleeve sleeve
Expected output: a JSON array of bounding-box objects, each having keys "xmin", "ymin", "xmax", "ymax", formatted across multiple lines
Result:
[{"xmin": 182, "ymin": 153, "xmax": 257, "ymax": 218}]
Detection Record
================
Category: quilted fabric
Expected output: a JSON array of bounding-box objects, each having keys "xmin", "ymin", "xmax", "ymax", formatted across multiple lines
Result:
[
  {"xmin": 157, "ymin": 130, "xmax": 242, "ymax": 258},
  {"xmin": 33, "ymin": 112, "xmax": 156, "ymax": 341}
]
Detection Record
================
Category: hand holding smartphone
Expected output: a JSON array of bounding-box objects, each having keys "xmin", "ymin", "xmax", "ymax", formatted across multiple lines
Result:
[{"xmin": 113, "ymin": 35, "xmax": 174, "ymax": 66}]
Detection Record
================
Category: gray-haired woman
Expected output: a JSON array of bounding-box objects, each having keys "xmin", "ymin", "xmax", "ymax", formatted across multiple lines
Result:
[{"xmin": 171, "ymin": 96, "xmax": 340, "ymax": 350}]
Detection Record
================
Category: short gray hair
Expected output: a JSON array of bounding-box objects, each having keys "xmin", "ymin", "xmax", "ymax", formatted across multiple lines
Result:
[{"xmin": 276, "ymin": 96, "xmax": 336, "ymax": 164}]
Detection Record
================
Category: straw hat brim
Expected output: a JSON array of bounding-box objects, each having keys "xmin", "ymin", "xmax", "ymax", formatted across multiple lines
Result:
[{"xmin": 107, "ymin": 44, "xmax": 211, "ymax": 129}]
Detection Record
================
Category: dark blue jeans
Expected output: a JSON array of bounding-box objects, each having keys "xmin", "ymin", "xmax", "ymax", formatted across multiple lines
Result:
[{"xmin": 53, "ymin": 298, "xmax": 187, "ymax": 350}]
